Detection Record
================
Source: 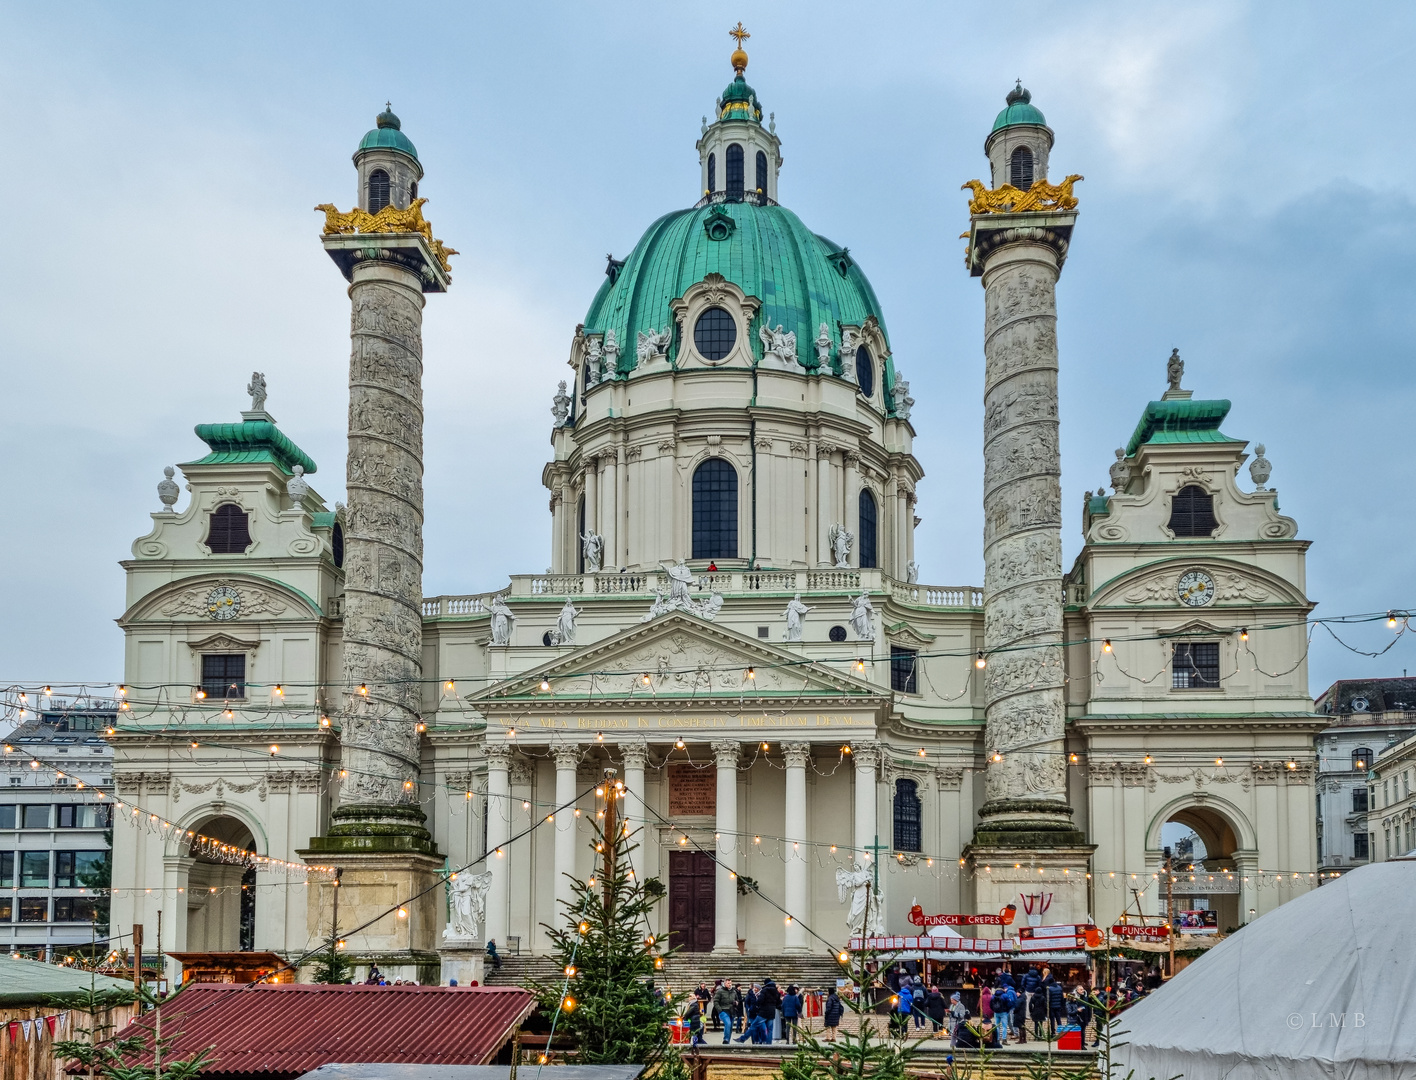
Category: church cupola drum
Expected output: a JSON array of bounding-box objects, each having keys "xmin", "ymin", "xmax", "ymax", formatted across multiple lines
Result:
[{"xmin": 312, "ymin": 107, "xmax": 454, "ymax": 846}]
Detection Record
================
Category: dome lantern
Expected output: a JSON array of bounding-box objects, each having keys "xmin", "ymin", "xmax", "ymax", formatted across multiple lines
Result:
[
  {"xmin": 353, "ymin": 102, "xmax": 424, "ymax": 214},
  {"xmin": 983, "ymin": 80, "xmax": 1054, "ymax": 191},
  {"xmin": 696, "ymin": 24, "xmax": 783, "ymax": 206}
]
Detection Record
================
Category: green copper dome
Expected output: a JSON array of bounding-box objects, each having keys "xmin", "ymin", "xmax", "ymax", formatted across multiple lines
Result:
[
  {"xmin": 356, "ymin": 104, "xmax": 418, "ymax": 161},
  {"xmin": 583, "ymin": 199, "xmax": 893, "ymax": 385},
  {"xmin": 991, "ymin": 82, "xmax": 1047, "ymax": 132}
]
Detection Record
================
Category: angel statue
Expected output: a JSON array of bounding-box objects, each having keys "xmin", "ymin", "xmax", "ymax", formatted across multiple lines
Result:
[
  {"xmin": 782, "ymin": 594, "xmax": 811, "ymax": 642},
  {"xmin": 827, "ymin": 523, "xmax": 853, "ymax": 569},
  {"xmin": 636, "ymin": 327, "xmax": 672, "ymax": 364},
  {"xmin": 489, "ymin": 594, "xmax": 515, "ymax": 646},
  {"xmin": 758, "ymin": 323, "xmax": 798, "ymax": 368},
  {"xmin": 581, "ymin": 530, "xmax": 604, "ymax": 573},
  {"xmin": 849, "ymin": 590, "xmax": 875, "ymax": 642},
  {"xmin": 836, "ymin": 862, "xmax": 882, "ymax": 937},
  {"xmin": 1166, "ymin": 347, "xmax": 1184, "ymax": 392},
  {"xmin": 444, "ymin": 869, "xmax": 494, "ymax": 942}
]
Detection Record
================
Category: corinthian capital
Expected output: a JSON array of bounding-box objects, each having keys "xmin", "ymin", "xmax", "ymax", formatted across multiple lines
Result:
[
  {"xmin": 620, "ymin": 738, "xmax": 649, "ymax": 770},
  {"xmin": 850, "ymin": 739, "xmax": 881, "ymax": 768},
  {"xmin": 782, "ymin": 741, "xmax": 812, "ymax": 769},
  {"xmin": 711, "ymin": 740, "xmax": 742, "ymax": 769},
  {"xmin": 552, "ymin": 743, "xmax": 581, "ymax": 769},
  {"xmin": 484, "ymin": 743, "xmax": 515, "ymax": 770}
]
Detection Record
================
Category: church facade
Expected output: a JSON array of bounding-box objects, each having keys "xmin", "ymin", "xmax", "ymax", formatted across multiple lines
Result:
[{"xmin": 109, "ymin": 43, "xmax": 1323, "ymax": 978}]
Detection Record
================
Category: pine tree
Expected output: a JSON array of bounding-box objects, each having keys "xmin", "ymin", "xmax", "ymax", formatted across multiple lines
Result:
[
  {"xmin": 53, "ymin": 980, "xmax": 215, "ymax": 1080},
  {"xmin": 778, "ymin": 952, "xmax": 925, "ymax": 1080},
  {"xmin": 535, "ymin": 809, "xmax": 678, "ymax": 1069}
]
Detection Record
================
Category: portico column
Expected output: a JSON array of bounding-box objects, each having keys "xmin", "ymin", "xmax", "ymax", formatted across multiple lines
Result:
[
  {"xmin": 553, "ymin": 744, "xmax": 580, "ymax": 929},
  {"xmin": 484, "ymin": 745, "xmax": 512, "ymax": 947},
  {"xmin": 712, "ymin": 740, "xmax": 741, "ymax": 953},
  {"xmin": 584, "ymin": 458, "xmax": 599, "ymax": 547},
  {"xmin": 602, "ymin": 453, "xmax": 618, "ymax": 570},
  {"xmin": 783, "ymin": 742, "xmax": 811, "ymax": 952},
  {"xmin": 844, "ymin": 453, "xmax": 861, "ymax": 564},
  {"xmin": 621, "ymin": 739, "xmax": 649, "ymax": 880},
  {"xmin": 852, "ymin": 740, "xmax": 881, "ymax": 923}
]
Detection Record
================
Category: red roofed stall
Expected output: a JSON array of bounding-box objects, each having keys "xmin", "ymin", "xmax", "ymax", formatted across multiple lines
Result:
[{"xmin": 104, "ymin": 985, "xmax": 537, "ymax": 1080}]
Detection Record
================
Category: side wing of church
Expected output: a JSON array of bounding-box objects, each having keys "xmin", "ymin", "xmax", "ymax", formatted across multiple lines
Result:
[{"xmin": 108, "ymin": 43, "xmax": 1322, "ymax": 981}]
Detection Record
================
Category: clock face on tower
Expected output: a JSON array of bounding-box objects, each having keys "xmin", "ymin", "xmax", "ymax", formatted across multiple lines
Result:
[
  {"xmin": 1176, "ymin": 570, "xmax": 1216, "ymax": 607},
  {"xmin": 206, "ymin": 585, "xmax": 242, "ymax": 621}
]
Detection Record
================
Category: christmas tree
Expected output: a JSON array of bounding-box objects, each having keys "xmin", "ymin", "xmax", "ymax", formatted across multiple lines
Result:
[{"xmin": 534, "ymin": 782, "xmax": 680, "ymax": 1071}]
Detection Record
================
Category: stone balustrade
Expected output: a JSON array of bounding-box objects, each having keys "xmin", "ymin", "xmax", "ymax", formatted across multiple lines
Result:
[{"xmin": 417, "ymin": 570, "xmax": 983, "ymax": 617}]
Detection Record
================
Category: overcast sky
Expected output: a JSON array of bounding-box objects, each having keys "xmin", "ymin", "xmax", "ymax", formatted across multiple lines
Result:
[{"xmin": 4, "ymin": 1, "xmax": 1414, "ymax": 695}]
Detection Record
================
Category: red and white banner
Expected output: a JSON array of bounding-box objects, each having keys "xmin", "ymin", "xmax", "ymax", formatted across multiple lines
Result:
[
  {"xmin": 1111, "ymin": 923, "xmax": 1171, "ymax": 940},
  {"xmin": 848, "ymin": 934, "xmax": 1086, "ymax": 955},
  {"xmin": 908, "ymin": 903, "xmax": 1016, "ymax": 928}
]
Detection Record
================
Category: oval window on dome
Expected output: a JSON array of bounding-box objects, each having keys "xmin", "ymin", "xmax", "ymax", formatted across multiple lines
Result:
[
  {"xmin": 855, "ymin": 345, "xmax": 875, "ymax": 398},
  {"xmin": 694, "ymin": 307, "xmax": 737, "ymax": 362}
]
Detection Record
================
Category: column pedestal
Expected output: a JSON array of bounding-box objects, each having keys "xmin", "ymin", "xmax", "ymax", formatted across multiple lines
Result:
[
  {"xmin": 439, "ymin": 938, "xmax": 486, "ymax": 986},
  {"xmin": 962, "ymin": 843, "xmax": 1093, "ymax": 928},
  {"xmin": 299, "ymin": 848, "xmax": 445, "ymax": 983}
]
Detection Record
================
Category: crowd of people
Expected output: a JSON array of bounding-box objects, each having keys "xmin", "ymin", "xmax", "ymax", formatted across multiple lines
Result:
[
  {"xmin": 675, "ymin": 963, "xmax": 1161, "ymax": 1050},
  {"xmin": 677, "ymin": 977, "xmax": 834, "ymax": 1046}
]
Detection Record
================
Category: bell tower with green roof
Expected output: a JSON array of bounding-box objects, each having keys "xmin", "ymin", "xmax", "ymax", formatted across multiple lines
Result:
[{"xmin": 695, "ymin": 24, "xmax": 782, "ymax": 205}]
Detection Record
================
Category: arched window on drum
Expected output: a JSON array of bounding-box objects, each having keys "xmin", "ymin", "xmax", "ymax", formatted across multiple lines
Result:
[
  {"xmin": 692, "ymin": 459, "xmax": 738, "ymax": 560},
  {"xmin": 858, "ymin": 489, "xmax": 878, "ymax": 569}
]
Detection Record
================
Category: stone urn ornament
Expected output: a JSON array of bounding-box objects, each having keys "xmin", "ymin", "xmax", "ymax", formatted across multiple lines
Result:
[
  {"xmin": 157, "ymin": 466, "xmax": 181, "ymax": 513},
  {"xmin": 286, "ymin": 464, "xmax": 311, "ymax": 508},
  {"xmin": 1249, "ymin": 443, "xmax": 1272, "ymax": 490}
]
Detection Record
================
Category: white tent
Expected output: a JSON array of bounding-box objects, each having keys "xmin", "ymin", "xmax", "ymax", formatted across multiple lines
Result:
[{"xmin": 1115, "ymin": 858, "xmax": 1416, "ymax": 1080}]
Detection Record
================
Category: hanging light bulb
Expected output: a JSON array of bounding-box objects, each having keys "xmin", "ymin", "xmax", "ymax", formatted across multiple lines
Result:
[
  {"xmin": 838, "ymin": 951, "xmax": 849, "ymax": 963},
  {"xmin": 117, "ymin": 685, "xmax": 126, "ymax": 697},
  {"xmin": 320, "ymin": 716, "xmax": 331, "ymax": 728},
  {"xmin": 1102, "ymin": 639, "xmax": 1112, "ymax": 653},
  {"xmin": 1214, "ymin": 757, "xmax": 1224, "ymax": 767},
  {"xmin": 565, "ymin": 964, "xmax": 576, "ymax": 977},
  {"xmin": 416, "ymin": 722, "xmax": 426, "ymax": 733},
  {"xmin": 991, "ymin": 751, "xmax": 1003, "ymax": 763},
  {"xmin": 761, "ymin": 742, "xmax": 770, "ymax": 752},
  {"xmin": 1389, "ymin": 612, "xmax": 1400, "ymax": 629},
  {"xmin": 396, "ymin": 907, "xmax": 408, "ymax": 919},
  {"xmin": 541, "ymin": 677, "xmax": 552, "ymax": 692},
  {"xmin": 445, "ymin": 680, "xmax": 455, "ymax": 692},
  {"xmin": 1144, "ymin": 754, "xmax": 1152, "ymax": 765},
  {"xmin": 404, "ymin": 780, "xmax": 415, "ymax": 791},
  {"xmin": 746, "ymin": 666, "xmax": 755, "ymax": 680},
  {"xmin": 274, "ymin": 685, "xmax": 284, "ymax": 697},
  {"xmin": 196, "ymin": 689, "xmax": 206, "ymax": 699},
  {"xmin": 269, "ymin": 744, "xmax": 279, "ymax": 755},
  {"xmin": 854, "ymin": 658, "xmax": 865, "ymax": 673},
  {"xmin": 641, "ymin": 673, "xmax": 652, "ymax": 686},
  {"xmin": 675, "ymin": 737, "xmax": 685, "ymax": 749},
  {"xmin": 506, "ymin": 728, "xmax": 516, "ymax": 738},
  {"xmin": 596, "ymin": 731, "xmax": 604, "ymax": 742},
  {"xmin": 975, "ymin": 652, "xmax": 987, "ymax": 669},
  {"xmin": 358, "ymin": 684, "xmax": 368, "ymax": 695},
  {"xmin": 1069, "ymin": 752, "xmax": 1079, "ymax": 763},
  {"xmin": 190, "ymin": 741, "xmax": 199, "ymax": 750},
  {"xmin": 42, "ymin": 686, "xmax": 50, "ymax": 696},
  {"xmin": 1239, "ymin": 627, "xmax": 1249, "ymax": 641},
  {"xmin": 918, "ymin": 748, "xmax": 927, "ymax": 757}
]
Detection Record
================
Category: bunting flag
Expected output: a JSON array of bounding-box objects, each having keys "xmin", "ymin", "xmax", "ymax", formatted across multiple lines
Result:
[
  {"xmin": 46, "ymin": 1016, "xmax": 57, "ymax": 1036},
  {"xmin": 6, "ymin": 1022, "xmax": 17, "ymax": 1043},
  {"xmin": 22, "ymin": 1020, "xmax": 33, "ymax": 1040}
]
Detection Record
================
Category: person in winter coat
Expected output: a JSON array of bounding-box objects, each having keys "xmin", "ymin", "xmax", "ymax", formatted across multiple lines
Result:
[
  {"xmin": 911, "ymin": 976, "xmax": 926, "ymax": 1028},
  {"xmin": 732, "ymin": 983, "xmax": 745, "ymax": 1034},
  {"xmin": 758, "ymin": 980, "xmax": 781, "ymax": 1027},
  {"xmin": 947, "ymin": 993, "xmax": 971, "ymax": 1047},
  {"xmin": 892, "ymin": 982, "xmax": 913, "ymax": 1038},
  {"xmin": 980, "ymin": 985, "xmax": 993, "ymax": 1022},
  {"xmin": 1045, "ymin": 976, "xmax": 1066, "ymax": 1039},
  {"xmin": 780, "ymin": 986, "xmax": 803, "ymax": 1044},
  {"xmin": 990, "ymin": 981, "xmax": 1015, "ymax": 1043},
  {"xmin": 822, "ymin": 988, "xmax": 844, "ymax": 1041},
  {"xmin": 1029, "ymin": 977, "xmax": 1048, "ymax": 1039},
  {"xmin": 925, "ymin": 987, "xmax": 947, "ymax": 1033},
  {"xmin": 683, "ymin": 997, "xmax": 704, "ymax": 1047},
  {"xmin": 711, "ymin": 981, "xmax": 737, "ymax": 1044}
]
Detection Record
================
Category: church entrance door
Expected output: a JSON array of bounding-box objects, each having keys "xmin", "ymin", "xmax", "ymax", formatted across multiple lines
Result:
[{"xmin": 668, "ymin": 851, "xmax": 716, "ymax": 951}]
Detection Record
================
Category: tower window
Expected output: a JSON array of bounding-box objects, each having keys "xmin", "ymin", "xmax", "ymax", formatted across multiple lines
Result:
[
  {"xmin": 855, "ymin": 346, "xmax": 874, "ymax": 398},
  {"xmin": 1009, "ymin": 146, "xmax": 1035, "ymax": 188},
  {"xmin": 755, "ymin": 150, "xmax": 768, "ymax": 200},
  {"xmin": 1352, "ymin": 748, "xmax": 1372, "ymax": 772},
  {"xmin": 858, "ymin": 489, "xmax": 878, "ymax": 569},
  {"xmin": 893, "ymin": 778, "xmax": 922, "ymax": 852},
  {"xmin": 332, "ymin": 523, "xmax": 344, "ymax": 569},
  {"xmin": 202, "ymin": 654, "xmax": 247, "ymax": 700},
  {"xmin": 1172, "ymin": 641, "xmax": 1219, "ymax": 690},
  {"xmin": 368, "ymin": 169, "xmax": 391, "ymax": 213},
  {"xmin": 206, "ymin": 503, "xmax": 252, "ymax": 554},
  {"xmin": 1168, "ymin": 485, "xmax": 1218, "ymax": 537},
  {"xmin": 707, "ymin": 153, "xmax": 716, "ymax": 193},
  {"xmin": 409, "ymin": 180, "xmax": 417, "ymax": 200},
  {"xmin": 726, "ymin": 143, "xmax": 744, "ymax": 201},
  {"xmin": 890, "ymin": 646, "xmax": 918, "ymax": 695},
  {"xmin": 693, "ymin": 307, "xmax": 737, "ymax": 361},
  {"xmin": 692, "ymin": 459, "xmax": 738, "ymax": 560}
]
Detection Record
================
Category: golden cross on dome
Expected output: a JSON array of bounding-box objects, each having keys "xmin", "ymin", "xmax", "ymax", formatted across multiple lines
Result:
[{"xmin": 729, "ymin": 22, "xmax": 750, "ymax": 48}]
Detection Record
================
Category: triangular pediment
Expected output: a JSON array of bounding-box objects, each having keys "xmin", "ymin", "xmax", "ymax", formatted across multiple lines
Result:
[{"xmin": 471, "ymin": 612, "xmax": 883, "ymax": 704}]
